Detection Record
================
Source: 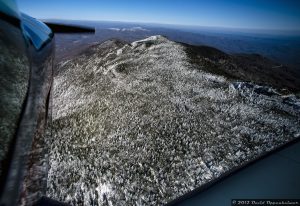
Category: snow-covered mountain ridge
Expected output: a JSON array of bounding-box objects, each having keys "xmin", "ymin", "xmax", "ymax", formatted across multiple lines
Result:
[{"xmin": 47, "ymin": 35, "xmax": 300, "ymax": 205}]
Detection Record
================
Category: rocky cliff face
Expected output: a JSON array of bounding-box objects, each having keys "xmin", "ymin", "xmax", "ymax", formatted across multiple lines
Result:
[{"xmin": 47, "ymin": 35, "xmax": 300, "ymax": 205}]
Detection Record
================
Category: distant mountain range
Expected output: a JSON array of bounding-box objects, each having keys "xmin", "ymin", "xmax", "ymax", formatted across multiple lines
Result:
[{"xmin": 48, "ymin": 20, "xmax": 300, "ymax": 70}]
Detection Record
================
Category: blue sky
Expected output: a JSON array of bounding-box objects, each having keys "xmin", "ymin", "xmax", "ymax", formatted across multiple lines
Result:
[{"xmin": 17, "ymin": 0, "xmax": 300, "ymax": 30}]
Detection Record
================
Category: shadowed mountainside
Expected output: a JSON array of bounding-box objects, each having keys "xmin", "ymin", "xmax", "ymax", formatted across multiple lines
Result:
[{"xmin": 183, "ymin": 43, "xmax": 300, "ymax": 93}]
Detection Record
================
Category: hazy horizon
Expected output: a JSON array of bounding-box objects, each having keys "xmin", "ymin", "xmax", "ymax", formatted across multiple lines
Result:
[
  {"xmin": 18, "ymin": 0, "xmax": 300, "ymax": 31},
  {"xmin": 41, "ymin": 18, "xmax": 300, "ymax": 37}
]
